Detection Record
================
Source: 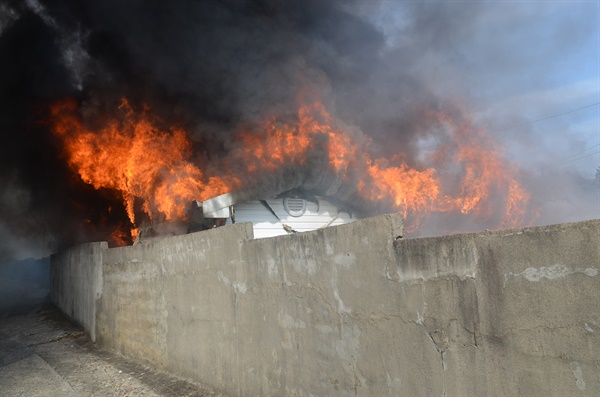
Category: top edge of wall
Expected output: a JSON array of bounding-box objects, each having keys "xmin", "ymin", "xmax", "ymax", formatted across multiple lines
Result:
[{"xmin": 398, "ymin": 218, "xmax": 600, "ymax": 243}]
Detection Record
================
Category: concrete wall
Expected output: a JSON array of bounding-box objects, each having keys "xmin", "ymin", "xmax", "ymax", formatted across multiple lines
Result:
[
  {"xmin": 51, "ymin": 241, "xmax": 105, "ymax": 342},
  {"xmin": 51, "ymin": 217, "xmax": 600, "ymax": 396}
]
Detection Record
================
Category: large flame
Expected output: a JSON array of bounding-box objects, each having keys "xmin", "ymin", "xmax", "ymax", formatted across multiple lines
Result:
[
  {"xmin": 50, "ymin": 98, "xmax": 234, "ymax": 241},
  {"xmin": 49, "ymin": 93, "xmax": 534, "ymax": 245},
  {"xmin": 226, "ymin": 94, "xmax": 533, "ymax": 231},
  {"xmin": 430, "ymin": 109, "xmax": 532, "ymax": 227}
]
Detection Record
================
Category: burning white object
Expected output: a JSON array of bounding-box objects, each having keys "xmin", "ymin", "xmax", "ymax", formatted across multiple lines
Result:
[{"xmin": 194, "ymin": 190, "xmax": 359, "ymax": 238}]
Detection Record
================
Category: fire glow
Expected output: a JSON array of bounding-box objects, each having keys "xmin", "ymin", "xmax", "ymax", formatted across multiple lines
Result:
[
  {"xmin": 50, "ymin": 98, "xmax": 234, "ymax": 241},
  {"xmin": 49, "ymin": 94, "xmax": 534, "ymax": 245}
]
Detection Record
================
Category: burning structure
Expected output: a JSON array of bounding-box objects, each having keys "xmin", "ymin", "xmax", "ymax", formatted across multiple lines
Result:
[
  {"xmin": 1, "ymin": 0, "xmax": 596, "ymax": 261},
  {"xmin": 47, "ymin": 93, "xmax": 534, "ymax": 246},
  {"xmin": 192, "ymin": 188, "xmax": 360, "ymax": 239},
  {"xmin": 3, "ymin": 2, "xmax": 597, "ymax": 394}
]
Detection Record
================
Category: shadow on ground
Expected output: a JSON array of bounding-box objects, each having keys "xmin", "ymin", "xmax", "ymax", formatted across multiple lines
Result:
[{"xmin": 0, "ymin": 304, "xmax": 222, "ymax": 397}]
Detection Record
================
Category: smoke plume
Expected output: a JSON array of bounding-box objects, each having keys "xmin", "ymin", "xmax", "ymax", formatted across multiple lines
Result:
[{"xmin": 0, "ymin": 0, "xmax": 597, "ymax": 260}]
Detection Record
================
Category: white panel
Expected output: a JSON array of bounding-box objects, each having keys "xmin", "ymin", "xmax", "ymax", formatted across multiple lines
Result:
[
  {"xmin": 204, "ymin": 207, "xmax": 230, "ymax": 218},
  {"xmin": 201, "ymin": 192, "xmax": 236, "ymax": 214},
  {"xmin": 232, "ymin": 201, "xmax": 288, "ymax": 238},
  {"xmin": 226, "ymin": 197, "xmax": 358, "ymax": 239}
]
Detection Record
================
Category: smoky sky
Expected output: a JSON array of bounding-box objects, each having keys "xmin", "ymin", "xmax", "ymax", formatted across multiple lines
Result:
[{"xmin": 0, "ymin": 0, "xmax": 598, "ymax": 260}]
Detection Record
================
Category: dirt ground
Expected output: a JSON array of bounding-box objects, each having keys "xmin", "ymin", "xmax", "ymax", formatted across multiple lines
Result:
[{"xmin": 0, "ymin": 305, "xmax": 223, "ymax": 397}]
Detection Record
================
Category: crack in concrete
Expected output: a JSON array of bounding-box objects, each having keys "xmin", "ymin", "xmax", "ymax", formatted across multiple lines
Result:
[{"xmin": 422, "ymin": 326, "xmax": 448, "ymax": 397}]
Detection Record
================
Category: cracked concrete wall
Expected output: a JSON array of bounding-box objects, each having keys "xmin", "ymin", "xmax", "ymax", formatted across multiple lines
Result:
[
  {"xmin": 51, "ymin": 218, "xmax": 599, "ymax": 396},
  {"xmin": 390, "ymin": 220, "xmax": 599, "ymax": 396}
]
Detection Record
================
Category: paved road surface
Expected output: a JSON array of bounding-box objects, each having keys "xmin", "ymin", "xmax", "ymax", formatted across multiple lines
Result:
[{"xmin": 0, "ymin": 305, "xmax": 222, "ymax": 397}]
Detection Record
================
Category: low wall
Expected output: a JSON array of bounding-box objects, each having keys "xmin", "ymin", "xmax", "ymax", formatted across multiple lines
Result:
[{"xmin": 51, "ymin": 217, "xmax": 600, "ymax": 396}]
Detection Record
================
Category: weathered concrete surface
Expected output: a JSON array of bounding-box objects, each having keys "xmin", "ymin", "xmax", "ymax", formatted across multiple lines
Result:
[
  {"xmin": 51, "ymin": 217, "xmax": 600, "ymax": 396},
  {"xmin": 389, "ymin": 221, "xmax": 600, "ymax": 396},
  {"xmin": 51, "ymin": 242, "xmax": 105, "ymax": 342},
  {"xmin": 0, "ymin": 306, "xmax": 220, "ymax": 397}
]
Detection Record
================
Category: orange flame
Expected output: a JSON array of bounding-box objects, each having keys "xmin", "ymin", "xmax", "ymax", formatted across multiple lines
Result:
[
  {"xmin": 226, "ymin": 94, "xmax": 533, "ymax": 231},
  {"xmin": 231, "ymin": 94, "xmax": 530, "ymax": 230},
  {"xmin": 50, "ymin": 98, "xmax": 233, "ymax": 241},
  {"xmin": 49, "ymin": 92, "xmax": 534, "ymax": 243},
  {"xmin": 110, "ymin": 223, "xmax": 134, "ymax": 247},
  {"xmin": 427, "ymin": 108, "xmax": 532, "ymax": 228}
]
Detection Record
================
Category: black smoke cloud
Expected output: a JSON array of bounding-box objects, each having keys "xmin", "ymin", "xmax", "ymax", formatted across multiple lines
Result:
[{"xmin": 0, "ymin": 0, "xmax": 597, "ymax": 260}]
